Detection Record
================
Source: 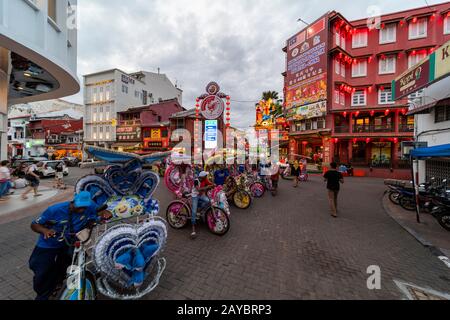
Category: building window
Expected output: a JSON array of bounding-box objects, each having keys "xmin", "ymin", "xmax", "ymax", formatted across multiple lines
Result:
[
  {"xmin": 335, "ymin": 59, "xmax": 340, "ymax": 74},
  {"xmin": 122, "ymin": 85, "xmax": 128, "ymax": 94},
  {"xmin": 93, "ymin": 127, "xmax": 97, "ymax": 140},
  {"xmin": 352, "ymin": 90, "xmax": 366, "ymax": 106},
  {"xmin": 106, "ymin": 106, "xmax": 110, "ymax": 121},
  {"xmin": 379, "ymin": 24, "xmax": 397, "ymax": 44},
  {"xmin": 340, "ymin": 92, "xmax": 345, "ymax": 106},
  {"xmin": 379, "ymin": 56, "xmax": 396, "ymax": 74},
  {"xmin": 352, "ymin": 60, "xmax": 367, "ymax": 77},
  {"xmin": 379, "ymin": 88, "xmax": 393, "ymax": 104},
  {"xmin": 409, "ymin": 18, "xmax": 427, "ymax": 40},
  {"xmin": 334, "ymin": 90, "xmax": 340, "ymax": 103},
  {"xmin": 408, "ymin": 89, "xmax": 425, "ymax": 105},
  {"xmin": 335, "ymin": 31, "xmax": 341, "ymax": 47},
  {"xmin": 445, "ymin": 16, "xmax": 450, "ymax": 35},
  {"xmin": 48, "ymin": 0, "xmax": 57, "ymax": 22},
  {"xmin": 92, "ymin": 107, "xmax": 97, "ymax": 122},
  {"xmin": 340, "ymin": 33, "xmax": 346, "ymax": 50},
  {"xmin": 317, "ymin": 117, "xmax": 326, "ymax": 129},
  {"xmin": 93, "ymin": 88, "xmax": 97, "ymax": 103},
  {"xmin": 435, "ymin": 105, "xmax": 450, "ymax": 123},
  {"xmin": 106, "ymin": 126, "xmax": 110, "ymax": 140},
  {"xmin": 408, "ymin": 52, "xmax": 427, "ymax": 68},
  {"xmin": 352, "ymin": 29, "xmax": 368, "ymax": 48}
]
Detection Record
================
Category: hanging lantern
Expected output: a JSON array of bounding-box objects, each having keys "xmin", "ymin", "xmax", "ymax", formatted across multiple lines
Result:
[
  {"xmin": 368, "ymin": 86, "xmax": 373, "ymax": 93},
  {"xmin": 393, "ymin": 138, "xmax": 399, "ymax": 144},
  {"xmin": 370, "ymin": 110, "xmax": 375, "ymax": 117},
  {"xmin": 334, "ymin": 138, "xmax": 339, "ymax": 144},
  {"xmin": 343, "ymin": 111, "xmax": 348, "ymax": 118},
  {"xmin": 353, "ymin": 138, "xmax": 358, "ymax": 144},
  {"xmin": 402, "ymin": 108, "xmax": 407, "ymax": 115},
  {"xmin": 366, "ymin": 138, "xmax": 371, "ymax": 144},
  {"xmin": 412, "ymin": 17, "xmax": 418, "ymax": 24},
  {"xmin": 355, "ymin": 111, "xmax": 360, "ymax": 117},
  {"xmin": 385, "ymin": 109, "xmax": 390, "ymax": 116}
]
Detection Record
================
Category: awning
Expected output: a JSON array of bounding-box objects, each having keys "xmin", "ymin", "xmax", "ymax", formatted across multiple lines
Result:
[
  {"xmin": 407, "ymin": 97, "xmax": 450, "ymax": 115},
  {"xmin": 411, "ymin": 144, "xmax": 450, "ymax": 159}
]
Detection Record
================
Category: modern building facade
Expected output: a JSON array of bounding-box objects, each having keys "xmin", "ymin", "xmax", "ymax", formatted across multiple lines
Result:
[
  {"xmin": 0, "ymin": 0, "xmax": 79, "ymax": 160},
  {"xmin": 283, "ymin": 2, "xmax": 450, "ymax": 177},
  {"xmin": 83, "ymin": 69, "xmax": 183, "ymax": 149}
]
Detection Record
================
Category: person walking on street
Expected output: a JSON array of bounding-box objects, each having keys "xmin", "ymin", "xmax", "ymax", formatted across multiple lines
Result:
[
  {"xmin": 22, "ymin": 162, "xmax": 44, "ymax": 199},
  {"xmin": 0, "ymin": 161, "xmax": 12, "ymax": 201},
  {"xmin": 54, "ymin": 162, "xmax": 66, "ymax": 190},
  {"xmin": 292, "ymin": 161, "xmax": 300, "ymax": 188},
  {"xmin": 323, "ymin": 162, "xmax": 344, "ymax": 218}
]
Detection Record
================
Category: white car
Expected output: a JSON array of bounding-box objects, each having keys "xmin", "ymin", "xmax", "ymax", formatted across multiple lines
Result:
[{"xmin": 38, "ymin": 161, "xmax": 69, "ymax": 178}]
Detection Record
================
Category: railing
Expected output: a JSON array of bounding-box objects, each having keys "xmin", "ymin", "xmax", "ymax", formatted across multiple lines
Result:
[
  {"xmin": 353, "ymin": 125, "xmax": 393, "ymax": 133},
  {"xmin": 399, "ymin": 124, "xmax": 414, "ymax": 132},
  {"xmin": 334, "ymin": 126, "xmax": 350, "ymax": 133}
]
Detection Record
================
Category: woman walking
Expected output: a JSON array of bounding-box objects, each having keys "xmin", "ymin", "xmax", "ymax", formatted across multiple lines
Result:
[{"xmin": 22, "ymin": 162, "xmax": 43, "ymax": 199}]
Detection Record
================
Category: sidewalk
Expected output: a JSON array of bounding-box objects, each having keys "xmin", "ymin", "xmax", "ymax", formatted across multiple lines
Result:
[
  {"xmin": 382, "ymin": 195, "xmax": 450, "ymax": 263},
  {"xmin": 0, "ymin": 183, "xmax": 73, "ymax": 225}
]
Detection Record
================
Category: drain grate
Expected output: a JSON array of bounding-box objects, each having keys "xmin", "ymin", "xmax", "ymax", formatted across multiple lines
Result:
[{"xmin": 394, "ymin": 280, "xmax": 450, "ymax": 300}]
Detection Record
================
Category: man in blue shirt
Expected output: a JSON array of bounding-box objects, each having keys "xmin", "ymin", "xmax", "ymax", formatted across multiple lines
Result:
[
  {"xmin": 214, "ymin": 165, "xmax": 229, "ymax": 186},
  {"xmin": 28, "ymin": 191, "xmax": 109, "ymax": 300}
]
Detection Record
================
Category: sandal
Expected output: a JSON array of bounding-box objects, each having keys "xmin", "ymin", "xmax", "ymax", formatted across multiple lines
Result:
[{"xmin": 190, "ymin": 232, "xmax": 197, "ymax": 239}]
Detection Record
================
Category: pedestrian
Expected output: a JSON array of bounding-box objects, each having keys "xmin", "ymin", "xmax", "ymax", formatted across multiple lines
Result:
[
  {"xmin": 214, "ymin": 165, "xmax": 230, "ymax": 186},
  {"xmin": 323, "ymin": 162, "xmax": 344, "ymax": 218},
  {"xmin": 22, "ymin": 162, "xmax": 44, "ymax": 199},
  {"xmin": 190, "ymin": 171, "xmax": 213, "ymax": 239},
  {"xmin": 292, "ymin": 160, "xmax": 300, "ymax": 188},
  {"xmin": 28, "ymin": 192, "xmax": 111, "ymax": 300},
  {"xmin": 0, "ymin": 160, "xmax": 12, "ymax": 201},
  {"xmin": 54, "ymin": 162, "xmax": 66, "ymax": 190}
]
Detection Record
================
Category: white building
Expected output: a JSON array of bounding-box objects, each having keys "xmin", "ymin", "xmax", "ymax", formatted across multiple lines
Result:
[
  {"xmin": 83, "ymin": 69, "xmax": 182, "ymax": 148},
  {"xmin": 409, "ymin": 78, "xmax": 450, "ymax": 183},
  {"xmin": 9, "ymin": 98, "xmax": 84, "ymax": 118},
  {"xmin": 0, "ymin": 0, "xmax": 79, "ymax": 160}
]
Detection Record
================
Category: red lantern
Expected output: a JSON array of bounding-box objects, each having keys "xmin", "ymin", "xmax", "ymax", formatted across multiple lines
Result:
[
  {"xmin": 430, "ymin": 13, "xmax": 436, "ymax": 22},
  {"xmin": 381, "ymin": 23, "xmax": 385, "ymax": 29},
  {"xmin": 399, "ymin": 20, "xmax": 405, "ymax": 27},
  {"xmin": 334, "ymin": 138, "xmax": 339, "ymax": 144},
  {"xmin": 380, "ymin": 86, "xmax": 385, "ymax": 91},
  {"xmin": 368, "ymin": 56, "xmax": 373, "ymax": 63},
  {"xmin": 412, "ymin": 17, "xmax": 418, "ymax": 24},
  {"xmin": 393, "ymin": 138, "xmax": 399, "ymax": 144},
  {"xmin": 370, "ymin": 110, "xmax": 375, "ymax": 117},
  {"xmin": 412, "ymin": 50, "xmax": 416, "ymax": 55},
  {"xmin": 402, "ymin": 108, "xmax": 407, "ymax": 115},
  {"xmin": 368, "ymin": 86, "xmax": 373, "ymax": 93},
  {"xmin": 353, "ymin": 138, "xmax": 358, "ymax": 144},
  {"xmin": 366, "ymin": 138, "xmax": 371, "ymax": 144},
  {"xmin": 385, "ymin": 109, "xmax": 390, "ymax": 116},
  {"xmin": 343, "ymin": 112, "xmax": 348, "ymax": 118},
  {"xmin": 355, "ymin": 111, "xmax": 360, "ymax": 117}
]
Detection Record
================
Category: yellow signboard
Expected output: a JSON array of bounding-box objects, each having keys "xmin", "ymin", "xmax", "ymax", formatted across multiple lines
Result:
[
  {"xmin": 434, "ymin": 40, "xmax": 450, "ymax": 80},
  {"xmin": 151, "ymin": 129, "xmax": 161, "ymax": 139}
]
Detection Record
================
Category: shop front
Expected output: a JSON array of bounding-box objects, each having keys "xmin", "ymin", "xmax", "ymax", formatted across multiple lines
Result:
[
  {"xmin": 142, "ymin": 126, "xmax": 170, "ymax": 154},
  {"xmin": 332, "ymin": 137, "xmax": 413, "ymax": 169}
]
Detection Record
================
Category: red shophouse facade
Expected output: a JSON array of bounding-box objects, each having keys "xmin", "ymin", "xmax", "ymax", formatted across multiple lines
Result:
[
  {"xmin": 284, "ymin": 2, "xmax": 450, "ymax": 177},
  {"xmin": 115, "ymin": 99, "xmax": 185, "ymax": 154}
]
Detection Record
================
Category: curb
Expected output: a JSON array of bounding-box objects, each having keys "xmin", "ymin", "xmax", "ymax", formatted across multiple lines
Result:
[
  {"xmin": 0, "ymin": 188, "xmax": 73, "ymax": 225},
  {"xmin": 381, "ymin": 194, "xmax": 450, "ymax": 264}
]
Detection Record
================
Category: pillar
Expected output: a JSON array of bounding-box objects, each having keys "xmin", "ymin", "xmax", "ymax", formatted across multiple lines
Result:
[
  {"xmin": 348, "ymin": 140, "xmax": 353, "ymax": 164},
  {"xmin": 0, "ymin": 48, "xmax": 11, "ymax": 161}
]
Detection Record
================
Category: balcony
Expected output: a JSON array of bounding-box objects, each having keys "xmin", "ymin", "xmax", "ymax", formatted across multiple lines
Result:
[
  {"xmin": 399, "ymin": 124, "xmax": 414, "ymax": 133},
  {"xmin": 119, "ymin": 120, "xmax": 141, "ymax": 126},
  {"xmin": 335, "ymin": 126, "xmax": 350, "ymax": 133},
  {"xmin": 353, "ymin": 125, "xmax": 394, "ymax": 133}
]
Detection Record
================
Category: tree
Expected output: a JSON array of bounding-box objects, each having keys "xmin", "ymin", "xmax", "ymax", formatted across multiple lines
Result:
[{"xmin": 262, "ymin": 91, "xmax": 279, "ymax": 101}]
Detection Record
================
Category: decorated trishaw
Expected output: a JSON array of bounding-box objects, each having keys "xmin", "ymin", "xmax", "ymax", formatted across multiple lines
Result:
[{"xmin": 60, "ymin": 146, "xmax": 170, "ymax": 300}]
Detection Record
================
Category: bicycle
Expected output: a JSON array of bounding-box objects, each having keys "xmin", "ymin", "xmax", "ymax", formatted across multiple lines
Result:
[
  {"xmin": 166, "ymin": 193, "xmax": 230, "ymax": 236},
  {"xmin": 225, "ymin": 176, "xmax": 252, "ymax": 210}
]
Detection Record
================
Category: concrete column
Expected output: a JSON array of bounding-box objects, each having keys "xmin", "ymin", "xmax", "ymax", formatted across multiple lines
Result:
[{"xmin": 0, "ymin": 48, "xmax": 11, "ymax": 161}]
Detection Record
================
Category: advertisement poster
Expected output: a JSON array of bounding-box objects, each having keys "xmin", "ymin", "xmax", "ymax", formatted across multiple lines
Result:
[
  {"xmin": 392, "ymin": 58, "xmax": 431, "ymax": 100},
  {"xmin": 204, "ymin": 120, "xmax": 218, "ymax": 149},
  {"xmin": 285, "ymin": 15, "xmax": 329, "ymax": 109},
  {"xmin": 151, "ymin": 128, "xmax": 161, "ymax": 139},
  {"xmin": 286, "ymin": 100, "xmax": 327, "ymax": 121}
]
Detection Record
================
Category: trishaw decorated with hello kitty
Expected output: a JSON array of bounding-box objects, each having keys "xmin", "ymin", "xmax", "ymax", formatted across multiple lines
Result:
[{"xmin": 59, "ymin": 146, "xmax": 170, "ymax": 300}]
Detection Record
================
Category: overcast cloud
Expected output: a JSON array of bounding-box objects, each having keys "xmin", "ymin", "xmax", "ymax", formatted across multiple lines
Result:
[{"xmin": 66, "ymin": 0, "xmax": 448, "ymax": 129}]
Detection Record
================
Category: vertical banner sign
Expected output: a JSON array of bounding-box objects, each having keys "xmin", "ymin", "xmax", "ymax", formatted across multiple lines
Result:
[
  {"xmin": 285, "ymin": 14, "xmax": 329, "ymax": 110},
  {"xmin": 204, "ymin": 120, "xmax": 218, "ymax": 149}
]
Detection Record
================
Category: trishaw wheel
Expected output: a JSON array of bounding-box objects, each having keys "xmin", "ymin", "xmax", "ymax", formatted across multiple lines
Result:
[
  {"xmin": 206, "ymin": 207, "xmax": 230, "ymax": 236},
  {"xmin": 233, "ymin": 191, "xmax": 251, "ymax": 210},
  {"xmin": 250, "ymin": 182, "xmax": 265, "ymax": 198},
  {"xmin": 166, "ymin": 201, "xmax": 190, "ymax": 229}
]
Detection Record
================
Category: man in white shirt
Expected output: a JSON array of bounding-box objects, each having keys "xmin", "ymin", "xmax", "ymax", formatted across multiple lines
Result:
[{"xmin": 0, "ymin": 161, "xmax": 12, "ymax": 201}]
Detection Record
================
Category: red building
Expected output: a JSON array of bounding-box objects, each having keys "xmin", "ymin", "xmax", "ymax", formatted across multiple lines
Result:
[
  {"xmin": 284, "ymin": 2, "xmax": 450, "ymax": 177},
  {"xmin": 28, "ymin": 119, "xmax": 83, "ymax": 145},
  {"xmin": 115, "ymin": 99, "xmax": 184, "ymax": 153}
]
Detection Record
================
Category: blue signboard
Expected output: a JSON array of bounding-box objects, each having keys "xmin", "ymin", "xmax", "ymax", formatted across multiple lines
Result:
[{"xmin": 205, "ymin": 120, "xmax": 218, "ymax": 149}]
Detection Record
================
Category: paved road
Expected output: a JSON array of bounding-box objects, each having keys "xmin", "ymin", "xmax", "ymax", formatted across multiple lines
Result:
[{"xmin": 0, "ymin": 175, "xmax": 449, "ymax": 300}]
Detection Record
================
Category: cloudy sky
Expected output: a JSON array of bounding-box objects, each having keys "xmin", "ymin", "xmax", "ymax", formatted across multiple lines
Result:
[{"xmin": 67, "ymin": 0, "xmax": 448, "ymax": 129}]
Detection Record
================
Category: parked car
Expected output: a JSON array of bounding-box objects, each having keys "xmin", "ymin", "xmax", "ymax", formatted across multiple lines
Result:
[
  {"xmin": 63, "ymin": 157, "xmax": 80, "ymax": 167},
  {"xmin": 78, "ymin": 159, "xmax": 101, "ymax": 168},
  {"xmin": 37, "ymin": 161, "xmax": 69, "ymax": 178}
]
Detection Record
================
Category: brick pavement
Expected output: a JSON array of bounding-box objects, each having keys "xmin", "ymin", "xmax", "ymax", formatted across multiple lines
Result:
[{"xmin": 0, "ymin": 176, "xmax": 449, "ymax": 300}]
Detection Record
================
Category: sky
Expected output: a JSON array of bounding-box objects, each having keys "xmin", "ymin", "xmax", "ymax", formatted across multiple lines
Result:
[{"xmin": 66, "ymin": 0, "xmax": 449, "ymax": 129}]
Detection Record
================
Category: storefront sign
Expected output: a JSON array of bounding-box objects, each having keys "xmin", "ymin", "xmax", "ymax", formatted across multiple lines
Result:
[
  {"xmin": 205, "ymin": 120, "xmax": 218, "ymax": 149},
  {"xmin": 393, "ymin": 39, "xmax": 450, "ymax": 101},
  {"xmin": 117, "ymin": 127, "xmax": 135, "ymax": 133},
  {"xmin": 285, "ymin": 15, "xmax": 329, "ymax": 109},
  {"xmin": 151, "ymin": 129, "xmax": 161, "ymax": 139},
  {"xmin": 201, "ymin": 95, "xmax": 225, "ymax": 120},
  {"xmin": 392, "ymin": 58, "xmax": 431, "ymax": 100},
  {"xmin": 286, "ymin": 100, "xmax": 327, "ymax": 121}
]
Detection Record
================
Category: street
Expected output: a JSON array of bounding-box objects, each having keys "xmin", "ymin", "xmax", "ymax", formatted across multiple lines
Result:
[{"xmin": 0, "ymin": 168, "xmax": 449, "ymax": 300}]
